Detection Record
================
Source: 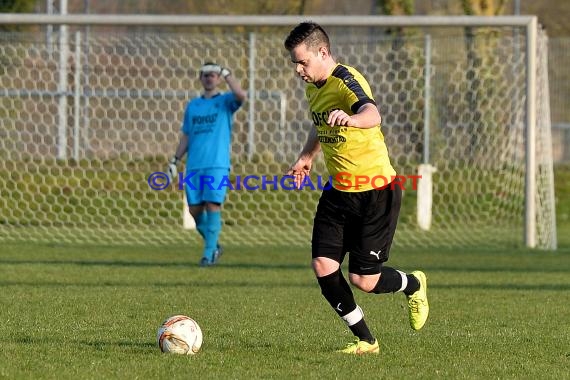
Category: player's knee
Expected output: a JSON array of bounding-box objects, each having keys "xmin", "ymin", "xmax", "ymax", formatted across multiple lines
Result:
[
  {"xmin": 349, "ymin": 273, "xmax": 378, "ymax": 293},
  {"xmin": 311, "ymin": 256, "xmax": 339, "ymax": 277},
  {"xmin": 205, "ymin": 202, "xmax": 221, "ymax": 212},
  {"xmin": 188, "ymin": 205, "xmax": 205, "ymax": 218}
]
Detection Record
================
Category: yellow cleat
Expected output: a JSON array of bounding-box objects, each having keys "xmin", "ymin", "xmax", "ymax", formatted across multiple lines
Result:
[
  {"xmin": 337, "ymin": 339, "xmax": 379, "ymax": 355},
  {"xmin": 407, "ymin": 270, "xmax": 429, "ymax": 330}
]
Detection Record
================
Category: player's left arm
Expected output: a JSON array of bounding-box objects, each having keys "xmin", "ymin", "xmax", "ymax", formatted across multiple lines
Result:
[
  {"xmin": 328, "ymin": 69, "xmax": 381, "ymax": 128},
  {"xmin": 221, "ymin": 67, "xmax": 247, "ymax": 103},
  {"xmin": 327, "ymin": 103, "xmax": 381, "ymax": 129}
]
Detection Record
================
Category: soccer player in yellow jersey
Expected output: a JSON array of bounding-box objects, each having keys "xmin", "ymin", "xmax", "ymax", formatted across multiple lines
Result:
[{"xmin": 284, "ymin": 22, "xmax": 429, "ymax": 355}]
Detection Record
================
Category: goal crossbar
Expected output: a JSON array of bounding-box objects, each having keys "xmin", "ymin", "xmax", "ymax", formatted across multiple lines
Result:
[{"xmin": 0, "ymin": 14, "xmax": 537, "ymax": 27}]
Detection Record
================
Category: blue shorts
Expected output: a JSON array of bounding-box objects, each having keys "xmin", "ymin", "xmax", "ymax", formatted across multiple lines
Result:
[{"xmin": 184, "ymin": 168, "xmax": 231, "ymax": 205}]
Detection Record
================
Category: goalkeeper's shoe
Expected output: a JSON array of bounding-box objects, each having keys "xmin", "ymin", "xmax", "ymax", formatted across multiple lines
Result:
[
  {"xmin": 199, "ymin": 257, "xmax": 213, "ymax": 267},
  {"xmin": 407, "ymin": 270, "xmax": 429, "ymax": 330},
  {"xmin": 337, "ymin": 339, "xmax": 379, "ymax": 355},
  {"xmin": 199, "ymin": 245, "xmax": 223, "ymax": 267},
  {"xmin": 213, "ymin": 244, "xmax": 223, "ymax": 263}
]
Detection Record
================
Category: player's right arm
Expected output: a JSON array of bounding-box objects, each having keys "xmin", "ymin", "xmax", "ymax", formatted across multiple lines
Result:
[
  {"xmin": 287, "ymin": 127, "xmax": 320, "ymax": 189},
  {"xmin": 167, "ymin": 134, "xmax": 189, "ymax": 181}
]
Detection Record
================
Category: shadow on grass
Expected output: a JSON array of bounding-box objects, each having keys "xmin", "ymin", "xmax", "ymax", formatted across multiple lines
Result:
[
  {"xmin": 7, "ymin": 336, "xmax": 156, "ymax": 353},
  {"xmin": 0, "ymin": 279, "xmax": 314, "ymax": 288},
  {"xmin": 433, "ymin": 283, "xmax": 570, "ymax": 291},
  {"xmin": 0, "ymin": 259, "xmax": 307, "ymax": 270},
  {"xmin": 0, "ymin": 280, "xmax": 568, "ymax": 291},
  {"xmin": 3, "ymin": 259, "xmax": 570, "ymax": 274},
  {"xmin": 82, "ymin": 340, "xmax": 156, "ymax": 353},
  {"xmin": 421, "ymin": 265, "xmax": 570, "ymax": 273}
]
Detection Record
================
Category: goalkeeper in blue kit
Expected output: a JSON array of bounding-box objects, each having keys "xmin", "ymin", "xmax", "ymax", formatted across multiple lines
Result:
[{"xmin": 168, "ymin": 62, "xmax": 247, "ymax": 267}]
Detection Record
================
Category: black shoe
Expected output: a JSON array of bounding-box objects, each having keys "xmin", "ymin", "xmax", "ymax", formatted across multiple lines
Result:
[{"xmin": 199, "ymin": 257, "xmax": 212, "ymax": 267}]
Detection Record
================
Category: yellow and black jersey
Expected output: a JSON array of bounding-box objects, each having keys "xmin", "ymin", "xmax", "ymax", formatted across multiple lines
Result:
[{"xmin": 306, "ymin": 64, "xmax": 396, "ymax": 192}]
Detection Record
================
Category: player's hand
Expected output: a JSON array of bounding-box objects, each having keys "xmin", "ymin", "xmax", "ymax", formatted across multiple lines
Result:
[
  {"xmin": 220, "ymin": 67, "xmax": 231, "ymax": 78},
  {"xmin": 327, "ymin": 109, "xmax": 352, "ymax": 126},
  {"xmin": 286, "ymin": 157, "xmax": 312, "ymax": 189},
  {"xmin": 167, "ymin": 156, "xmax": 178, "ymax": 181}
]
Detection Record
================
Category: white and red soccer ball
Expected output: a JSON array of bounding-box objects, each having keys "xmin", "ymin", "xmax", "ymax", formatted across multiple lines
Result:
[{"xmin": 157, "ymin": 315, "xmax": 203, "ymax": 355}]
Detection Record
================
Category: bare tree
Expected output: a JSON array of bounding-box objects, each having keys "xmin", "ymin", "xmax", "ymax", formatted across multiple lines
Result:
[
  {"xmin": 375, "ymin": 0, "xmax": 415, "ymax": 48},
  {"xmin": 0, "ymin": 0, "xmax": 36, "ymax": 31},
  {"xmin": 459, "ymin": 0, "xmax": 510, "ymax": 163}
]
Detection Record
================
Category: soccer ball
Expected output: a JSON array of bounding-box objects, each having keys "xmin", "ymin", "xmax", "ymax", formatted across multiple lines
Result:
[{"xmin": 157, "ymin": 315, "xmax": 203, "ymax": 355}]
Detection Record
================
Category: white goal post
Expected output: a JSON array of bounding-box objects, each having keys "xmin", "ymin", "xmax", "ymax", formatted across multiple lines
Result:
[{"xmin": 0, "ymin": 14, "xmax": 556, "ymax": 249}]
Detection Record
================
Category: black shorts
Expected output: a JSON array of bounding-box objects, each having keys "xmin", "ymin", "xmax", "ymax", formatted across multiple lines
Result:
[{"xmin": 311, "ymin": 183, "xmax": 402, "ymax": 275}]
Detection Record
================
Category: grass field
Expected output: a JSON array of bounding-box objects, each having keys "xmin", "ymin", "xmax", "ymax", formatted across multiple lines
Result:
[
  {"xmin": 1, "ymin": 165, "xmax": 569, "ymax": 379},
  {"xmin": 1, "ymin": 239, "xmax": 569, "ymax": 379}
]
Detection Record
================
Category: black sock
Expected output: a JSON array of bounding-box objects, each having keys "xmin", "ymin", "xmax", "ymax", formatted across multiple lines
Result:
[
  {"xmin": 349, "ymin": 319, "xmax": 375, "ymax": 344},
  {"xmin": 371, "ymin": 267, "xmax": 420, "ymax": 295},
  {"xmin": 403, "ymin": 274, "xmax": 420, "ymax": 295},
  {"xmin": 317, "ymin": 270, "xmax": 375, "ymax": 343},
  {"xmin": 371, "ymin": 266, "xmax": 402, "ymax": 293},
  {"xmin": 317, "ymin": 269, "xmax": 356, "ymax": 316}
]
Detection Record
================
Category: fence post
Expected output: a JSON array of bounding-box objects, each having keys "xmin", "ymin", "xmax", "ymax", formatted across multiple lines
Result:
[
  {"xmin": 247, "ymin": 32, "xmax": 256, "ymax": 161},
  {"xmin": 417, "ymin": 34, "xmax": 435, "ymax": 231},
  {"xmin": 73, "ymin": 31, "xmax": 81, "ymax": 160},
  {"xmin": 56, "ymin": 0, "xmax": 69, "ymax": 160}
]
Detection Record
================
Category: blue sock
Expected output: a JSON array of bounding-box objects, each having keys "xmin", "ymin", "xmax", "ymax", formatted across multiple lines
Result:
[
  {"xmin": 204, "ymin": 210, "xmax": 221, "ymax": 261},
  {"xmin": 194, "ymin": 211, "xmax": 207, "ymax": 241}
]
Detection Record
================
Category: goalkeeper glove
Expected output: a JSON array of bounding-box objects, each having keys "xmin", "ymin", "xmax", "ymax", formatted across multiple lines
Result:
[
  {"xmin": 220, "ymin": 67, "xmax": 231, "ymax": 78},
  {"xmin": 167, "ymin": 156, "xmax": 179, "ymax": 181}
]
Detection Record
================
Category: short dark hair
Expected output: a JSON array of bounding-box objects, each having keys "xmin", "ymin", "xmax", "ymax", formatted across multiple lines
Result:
[{"xmin": 284, "ymin": 22, "xmax": 330, "ymax": 52}]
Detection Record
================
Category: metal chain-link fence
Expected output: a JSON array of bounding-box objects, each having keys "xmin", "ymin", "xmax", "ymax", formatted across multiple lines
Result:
[{"xmin": 0, "ymin": 23, "xmax": 557, "ymax": 249}]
